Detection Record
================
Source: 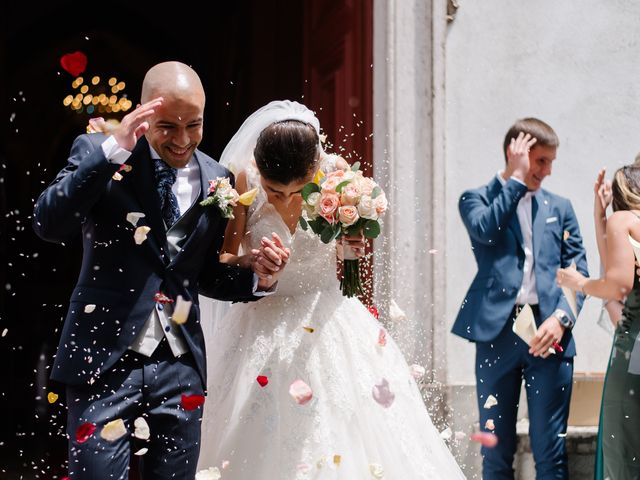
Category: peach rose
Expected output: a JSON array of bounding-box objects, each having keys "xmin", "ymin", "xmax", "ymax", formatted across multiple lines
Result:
[
  {"xmin": 374, "ymin": 192, "xmax": 388, "ymax": 215},
  {"xmin": 338, "ymin": 205, "xmax": 359, "ymax": 226},
  {"xmin": 340, "ymin": 183, "xmax": 360, "ymax": 206},
  {"xmin": 356, "ymin": 176, "xmax": 377, "ymax": 196},
  {"xmin": 318, "ymin": 192, "xmax": 339, "ymax": 223}
]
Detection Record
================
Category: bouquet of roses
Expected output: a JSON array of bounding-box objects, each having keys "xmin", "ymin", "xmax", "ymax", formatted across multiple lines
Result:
[{"xmin": 299, "ymin": 161, "xmax": 388, "ymax": 297}]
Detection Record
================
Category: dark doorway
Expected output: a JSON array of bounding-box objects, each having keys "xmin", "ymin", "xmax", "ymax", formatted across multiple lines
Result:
[{"xmin": 1, "ymin": 1, "xmax": 371, "ymax": 477}]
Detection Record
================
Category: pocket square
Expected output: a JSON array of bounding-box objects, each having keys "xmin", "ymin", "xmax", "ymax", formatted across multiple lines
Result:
[{"xmin": 545, "ymin": 216, "xmax": 558, "ymax": 224}]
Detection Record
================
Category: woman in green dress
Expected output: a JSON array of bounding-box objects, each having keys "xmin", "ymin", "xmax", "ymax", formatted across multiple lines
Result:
[{"xmin": 559, "ymin": 164, "xmax": 640, "ymax": 479}]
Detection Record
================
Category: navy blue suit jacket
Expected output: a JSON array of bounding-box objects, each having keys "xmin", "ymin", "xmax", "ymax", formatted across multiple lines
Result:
[
  {"xmin": 451, "ymin": 176, "xmax": 588, "ymax": 356},
  {"xmin": 33, "ymin": 134, "xmax": 256, "ymax": 386}
]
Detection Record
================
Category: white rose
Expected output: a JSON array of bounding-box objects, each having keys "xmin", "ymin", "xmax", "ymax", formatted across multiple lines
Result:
[
  {"xmin": 357, "ymin": 195, "xmax": 378, "ymax": 220},
  {"xmin": 306, "ymin": 191, "xmax": 321, "ymax": 207}
]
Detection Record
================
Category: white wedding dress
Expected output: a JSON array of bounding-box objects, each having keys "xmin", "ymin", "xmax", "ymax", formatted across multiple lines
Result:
[{"xmin": 198, "ymin": 161, "xmax": 465, "ymax": 479}]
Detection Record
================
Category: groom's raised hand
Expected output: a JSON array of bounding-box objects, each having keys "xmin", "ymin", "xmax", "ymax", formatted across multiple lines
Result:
[
  {"xmin": 252, "ymin": 232, "xmax": 290, "ymax": 290},
  {"xmin": 112, "ymin": 97, "xmax": 164, "ymax": 151}
]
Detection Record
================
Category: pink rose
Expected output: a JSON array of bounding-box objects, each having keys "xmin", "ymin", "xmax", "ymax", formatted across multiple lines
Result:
[
  {"xmin": 318, "ymin": 193, "xmax": 339, "ymax": 223},
  {"xmin": 357, "ymin": 176, "xmax": 377, "ymax": 196},
  {"xmin": 374, "ymin": 192, "xmax": 388, "ymax": 215},
  {"xmin": 340, "ymin": 183, "xmax": 360, "ymax": 206},
  {"xmin": 338, "ymin": 205, "xmax": 359, "ymax": 226}
]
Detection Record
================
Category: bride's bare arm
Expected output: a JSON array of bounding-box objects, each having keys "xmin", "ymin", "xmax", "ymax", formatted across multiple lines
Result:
[{"xmin": 220, "ymin": 170, "xmax": 252, "ymax": 268}]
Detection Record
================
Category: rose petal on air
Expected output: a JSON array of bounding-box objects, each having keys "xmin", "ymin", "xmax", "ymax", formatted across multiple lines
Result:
[
  {"xmin": 238, "ymin": 187, "xmax": 258, "ymax": 206},
  {"xmin": 126, "ymin": 212, "xmax": 146, "ymax": 227},
  {"xmin": 303, "ymin": 326, "xmax": 315, "ymax": 333},
  {"xmin": 389, "ymin": 299, "xmax": 407, "ymax": 322},
  {"xmin": 134, "ymin": 226, "xmax": 151, "ymax": 245},
  {"xmin": 100, "ymin": 418, "xmax": 128, "ymax": 442},
  {"xmin": 289, "ymin": 379, "xmax": 313, "ymax": 405},
  {"xmin": 221, "ymin": 460, "xmax": 230, "ymax": 469},
  {"xmin": 112, "ymin": 172, "xmax": 123, "ymax": 181},
  {"xmin": 485, "ymin": 418, "xmax": 495, "ymax": 430},
  {"xmin": 470, "ymin": 432, "xmax": 499, "ymax": 448},
  {"xmin": 369, "ymin": 463, "xmax": 385, "ymax": 479},
  {"xmin": 171, "ymin": 295, "xmax": 192, "ymax": 325},
  {"xmin": 454, "ymin": 430, "xmax": 467, "ymax": 441},
  {"xmin": 440, "ymin": 427, "xmax": 452, "ymax": 440},
  {"xmin": 372, "ymin": 378, "xmax": 395, "ymax": 408},
  {"xmin": 75, "ymin": 422, "xmax": 96, "ymax": 444},
  {"xmin": 195, "ymin": 467, "xmax": 221, "ymax": 480},
  {"xmin": 60, "ymin": 51, "xmax": 87, "ymax": 77},
  {"xmin": 134, "ymin": 447, "xmax": 148, "ymax": 456},
  {"xmin": 181, "ymin": 394, "xmax": 205, "ymax": 411},
  {"xmin": 256, "ymin": 375, "xmax": 269, "ymax": 387},
  {"xmin": 409, "ymin": 364, "xmax": 425, "ymax": 380},
  {"xmin": 484, "ymin": 394, "xmax": 498, "ymax": 409},
  {"xmin": 84, "ymin": 304, "xmax": 96, "ymax": 313},
  {"xmin": 367, "ymin": 305, "xmax": 379, "ymax": 319},
  {"xmin": 377, "ymin": 328, "xmax": 387, "ymax": 347},
  {"xmin": 119, "ymin": 164, "xmax": 132, "ymax": 173},
  {"xmin": 47, "ymin": 392, "xmax": 59, "ymax": 404},
  {"xmin": 333, "ymin": 454, "xmax": 342, "ymax": 466},
  {"xmin": 563, "ymin": 230, "xmax": 570, "ymax": 241},
  {"xmin": 133, "ymin": 417, "xmax": 150, "ymax": 440},
  {"xmin": 297, "ymin": 463, "xmax": 312, "ymax": 473}
]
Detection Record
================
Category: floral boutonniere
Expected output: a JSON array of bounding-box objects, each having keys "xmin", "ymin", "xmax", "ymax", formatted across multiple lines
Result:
[{"xmin": 200, "ymin": 177, "xmax": 259, "ymax": 219}]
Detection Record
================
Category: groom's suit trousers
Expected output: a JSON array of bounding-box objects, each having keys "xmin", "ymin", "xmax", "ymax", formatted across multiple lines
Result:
[{"xmin": 66, "ymin": 338, "xmax": 203, "ymax": 480}]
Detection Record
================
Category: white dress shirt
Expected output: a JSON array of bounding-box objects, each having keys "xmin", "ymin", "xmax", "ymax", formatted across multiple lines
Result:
[
  {"xmin": 102, "ymin": 136, "xmax": 271, "ymax": 357},
  {"xmin": 496, "ymin": 172, "xmax": 539, "ymax": 305}
]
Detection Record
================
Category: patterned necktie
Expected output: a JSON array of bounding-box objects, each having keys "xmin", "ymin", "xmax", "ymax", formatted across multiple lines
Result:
[{"xmin": 154, "ymin": 158, "xmax": 180, "ymax": 228}]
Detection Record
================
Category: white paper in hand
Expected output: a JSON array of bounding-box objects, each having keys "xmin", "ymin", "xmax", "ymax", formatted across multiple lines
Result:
[
  {"xmin": 561, "ymin": 261, "xmax": 578, "ymax": 318},
  {"xmin": 512, "ymin": 304, "xmax": 555, "ymax": 355}
]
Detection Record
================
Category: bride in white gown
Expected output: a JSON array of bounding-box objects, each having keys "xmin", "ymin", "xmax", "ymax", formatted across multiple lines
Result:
[{"xmin": 198, "ymin": 100, "xmax": 465, "ymax": 479}]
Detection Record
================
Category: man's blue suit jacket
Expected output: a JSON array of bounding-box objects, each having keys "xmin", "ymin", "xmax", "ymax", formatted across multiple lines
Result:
[
  {"xmin": 452, "ymin": 176, "xmax": 588, "ymax": 356},
  {"xmin": 33, "ymin": 134, "xmax": 257, "ymax": 386}
]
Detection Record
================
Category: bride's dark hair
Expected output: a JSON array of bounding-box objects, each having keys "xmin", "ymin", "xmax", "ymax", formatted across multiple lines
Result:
[{"xmin": 254, "ymin": 120, "xmax": 320, "ymax": 184}]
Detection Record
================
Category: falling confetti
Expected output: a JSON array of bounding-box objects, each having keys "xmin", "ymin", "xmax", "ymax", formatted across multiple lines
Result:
[
  {"xmin": 470, "ymin": 432, "xmax": 499, "ymax": 448},
  {"xmin": 172, "ymin": 296, "xmax": 192, "ymax": 325},
  {"xmin": 195, "ymin": 467, "xmax": 222, "ymax": 480},
  {"xmin": 134, "ymin": 448, "xmax": 148, "ymax": 456},
  {"xmin": 389, "ymin": 299, "xmax": 407, "ymax": 322},
  {"xmin": 484, "ymin": 419, "xmax": 495, "ymax": 430},
  {"xmin": 303, "ymin": 326, "xmax": 315, "ymax": 333},
  {"xmin": 409, "ymin": 364, "xmax": 425, "ymax": 380},
  {"xmin": 83, "ymin": 304, "xmax": 96, "ymax": 314},
  {"xmin": 333, "ymin": 454, "xmax": 342, "ymax": 466},
  {"xmin": 221, "ymin": 460, "xmax": 230, "ymax": 469},
  {"xmin": 1, "ymin": 328, "xmax": 7, "ymax": 337},
  {"xmin": 60, "ymin": 51, "xmax": 87, "ymax": 77},
  {"xmin": 134, "ymin": 226, "xmax": 151, "ymax": 244},
  {"xmin": 238, "ymin": 187, "xmax": 259, "ymax": 206},
  {"xmin": 133, "ymin": 417, "xmax": 150, "ymax": 440},
  {"xmin": 483, "ymin": 394, "xmax": 498, "ymax": 409},
  {"xmin": 181, "ymin": 394, "xmax": 205, "ymax": 411},
  {"xmin": 256, "ymin": 375, "xmax": 269, "ymax": 387},
  {"xmin": 377, "ymin": 328, "xmax": 387, "ymax": 347},
  {"xmin": 372, "ymin": 378, "xmax": 395, "ymax": 408},
  {"xmin": 289, "ymin": 379, "xmax": 313, "ymax": 405},
  {"xmin": 101, "ymin": 419, "xmax": 128, "ymax": 442},
  {"xmin": 75, "ymin": 422, "xmax": 96, "ymax": 444},
  {"xmin": 369, "ymin": 463, "xmax": 385, "ymax": 479},
  {"xmin": 563, "ymin": 230, "xmax": 570, "ymax": 241},
  {"xmin": 47, "ymin": 392, "xmax": 59, "ymax": 404},
  {"xmin": 126, "ymin": 212, "xmax": 146, "ymax": 227},
  {"xmin": 428, "ymin": 249, "xmax": 438, "ymax": 254},
  {"xmin": 112, "ymin": 172, "xmax": 124, "ymax": 181}
]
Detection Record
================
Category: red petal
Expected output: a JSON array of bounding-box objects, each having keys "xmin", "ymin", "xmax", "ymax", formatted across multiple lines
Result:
[
  {"xmin": 75, "ymin": 422, "xmax": 96, "ymax": 443},
  {"xmin": 470, "ymin": 432, "xmax": 499, "ymax": 448},
  {"xmin": 60, "ymin": 51, "xmax": 87, "ymax": 77},
  {"xmin": 180, "ymin": 394, "xmax": 205, "ymax": 411},
  {"xmin": 256, "ymin": 375, "xmax": 269, "ymax": 387},
  {"xmin": 368, "ymin": 305, "xmax": 379, "ymax": 319}
]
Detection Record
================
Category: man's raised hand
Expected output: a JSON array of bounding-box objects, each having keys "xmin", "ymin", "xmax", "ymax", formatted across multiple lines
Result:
[{"xmin": 112, "ymin": 97, "xmax": 163, "ymax": 151}]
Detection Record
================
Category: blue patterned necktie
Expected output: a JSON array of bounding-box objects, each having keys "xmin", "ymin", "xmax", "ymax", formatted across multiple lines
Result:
[{"xmin": 154, "ymin": 158, "xmax": 180, "ymax": 228}]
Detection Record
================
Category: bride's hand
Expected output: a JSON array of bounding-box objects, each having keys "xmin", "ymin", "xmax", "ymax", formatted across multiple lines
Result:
[
  {"xmin": 252, "ymin": 233, "xmax": 290, "ymax": 288},
  {"xmin": 337, "ymin": 232, "xmax": 366, "ymax": 260}
]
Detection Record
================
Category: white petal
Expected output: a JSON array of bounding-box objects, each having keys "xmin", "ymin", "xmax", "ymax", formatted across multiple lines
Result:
[
  {"xmin": 84, "ymin": 304, "xmax": 96, "ymax": 313},
  {"xmin": 126, "ymin": 212, "xmax": 146, "ymax": 227},
  {"xmin": 133, "ymin": 417, "xmax": 150, "ymax": 440},
  {"xmin": 134, "ymin": 226, "xmax": 151, "ymax": 245},
  {"xmin": 483, "ymin": 394, "xmax": 498, "ymax": 409},
  {"xmin": 100, "ymin": 419, "xmax": 128, "ymax": 442},
  {"xmin": 172, "ymin": 295, "xmax": 192, "ymax": 325}
]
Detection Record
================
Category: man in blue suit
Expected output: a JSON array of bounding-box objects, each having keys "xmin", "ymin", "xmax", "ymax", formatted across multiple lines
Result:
[
  {"xmin": 33, "ymin": 62, "xmax": 287, "ymax": 479},
  {"xmin": 453, "ymin": 118, "xmax": 588, "ymax": 479}
]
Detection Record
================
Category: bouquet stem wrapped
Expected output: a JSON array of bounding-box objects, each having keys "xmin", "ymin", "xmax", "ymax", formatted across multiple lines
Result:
[{"xmin": 299, "ymin": 160, "xmax": 388, "ymax": 297}]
